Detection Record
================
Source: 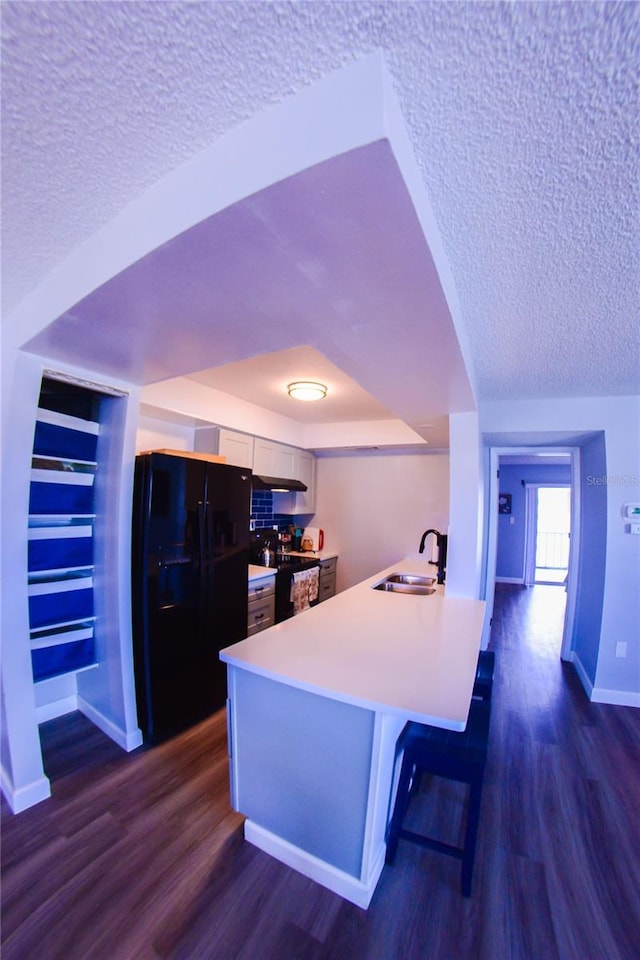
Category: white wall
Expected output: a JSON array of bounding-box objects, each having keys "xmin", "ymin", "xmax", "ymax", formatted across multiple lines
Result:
[
  {"xmin": 447, "ymin": 412, "xmax": 483, "ymax": 599},
  {"xmin": 1, "ymin": 352, "xmax": 51, "ymax": 811},
  {"xmin": 77, "ymin": 388, "xmax": 143, "ymax": 751},
  {"xmin": 141, "ymin": 379, "xmax": 307, "ymax": 449},
  {"xmin": 136, "ymin": 413, "xmax": 195, "ymax": 454},
  {"xmin": 312, "ymin": 451, "xmax": 449, "ymax": 591}
]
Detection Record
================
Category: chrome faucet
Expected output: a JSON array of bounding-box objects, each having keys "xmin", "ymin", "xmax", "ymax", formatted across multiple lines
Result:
[{"xmin": 418, "ymin": 529, "xmax": 448, "ymax": 585}]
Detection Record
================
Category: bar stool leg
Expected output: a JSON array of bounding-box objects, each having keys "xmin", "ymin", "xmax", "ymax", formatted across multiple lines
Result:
[
  {"xmin": 460, "ymin": 775, "xmax": 484, "ymax": 897},
  {"xmin": 385, "ymin": 752, "xmax": 415, "ymax": 865}
]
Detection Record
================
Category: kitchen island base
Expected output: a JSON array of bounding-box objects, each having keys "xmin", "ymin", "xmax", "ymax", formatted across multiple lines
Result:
[
  {"xmin": 221, "ymin": 556, "xmax": 485, "ymax": 909},
  {"xmin": 243, "ymin": 820, "xmax": 386, "ymax": 910},
  {"xmin": 226, "ymin": 666, "xmax": 405, "ymax": 909}
]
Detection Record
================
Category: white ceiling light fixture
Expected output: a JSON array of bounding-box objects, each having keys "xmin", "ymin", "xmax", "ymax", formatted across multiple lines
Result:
[{"xmin": 287, "ymin": 381, "xmax": 327, "ymax": 401}]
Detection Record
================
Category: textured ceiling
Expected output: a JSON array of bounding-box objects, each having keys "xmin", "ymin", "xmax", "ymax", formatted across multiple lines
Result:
[{"xmin": 2, "ymin": 0, "xmax": 639, "ymax": 403}]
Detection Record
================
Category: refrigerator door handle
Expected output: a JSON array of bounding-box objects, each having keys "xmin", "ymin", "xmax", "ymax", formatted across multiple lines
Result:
[
  {"xmin": 197, "ymin": 500, "xmax": 207, "ymax": 598},
  {"xmin": 206, "ymin": 499, "xmax": 215, "ymax": 557}
]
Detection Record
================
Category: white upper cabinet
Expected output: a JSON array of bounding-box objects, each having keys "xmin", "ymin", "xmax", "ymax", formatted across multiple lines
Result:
[
  {"xmin": 274, "ymin": 443, "xmax": 296, "ymax": 479},
  {"xmin": 195, "ymin": 426, "xmax": 316, "ymax": 515},
  {"xmin": 253, "ymin": 437, "xmax": 276, "ymax": 475},
  {"xmin": 218, "ymin": 428, "xmax": 254, "ymax": 469},
  {"xmin": 271, "ymin": 447, "xmax": 316, "ymax": 515},
  {"xmin": 294, "ymin": 450, "xmax": 316, "ymax": 514},
  {"xmin": 253, "ymin": 439, "xmax": 301, "ymax": 483}
]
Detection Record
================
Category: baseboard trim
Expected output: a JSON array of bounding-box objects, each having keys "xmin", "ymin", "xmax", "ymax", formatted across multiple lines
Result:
[
  {"xmin": 590, "ymin": 687, "xmax": 640, "ymax": 708},
  {"xmin": 0, "ymin": 765, "xmax": 50, "ymax": 814},
  {"xmin": 244, "ymin": 820, "xmax": 382, "ymax": 910},
  {"xmin": 569, "ymin": 656, "xmax": 638, "ymax": 707},
  {"xmin": 36, "ymin": 694, "xmax": 78, "ymax": 724},
  {"xmin": 495, "ymin": 577, "xmax": 525, "ymax": 584},
  {"xmin": 569, "ymin": 652, "xmax": 594, "ymax": 698},
  {"xmin": 78, "ymin": 697, "xmax": 143, "ymax": 752}
]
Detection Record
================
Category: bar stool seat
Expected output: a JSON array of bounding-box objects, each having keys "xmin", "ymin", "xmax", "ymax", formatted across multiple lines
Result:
[
  {"xmin": 385, "ymin": 697, "xmax": 491, "ymax": 897},
  {"xmin": 473, "ymin": 649, "xmax": 496, "ymax": 701}
]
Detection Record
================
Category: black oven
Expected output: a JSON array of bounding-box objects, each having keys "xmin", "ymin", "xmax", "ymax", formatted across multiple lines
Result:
[
  {"xmin": 273, "ymin": 554, "xmax": 321, "ymax": 622},
  {"xmin": 250, "ymin": 532, "xmax": 320, "ymax": 623}
]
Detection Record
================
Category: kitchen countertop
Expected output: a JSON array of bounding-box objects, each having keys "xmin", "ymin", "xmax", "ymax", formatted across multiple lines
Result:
[
  {"xmin": 248, "ymin": 551, "xmax": 337, "ymax": 581},
  {"xmin": 280, "ymin": 550, "xmax": 338, "ymax": 562},
  {"xmin": 225, "ymin": 555, "xmax": 485, "ymax": 731}
]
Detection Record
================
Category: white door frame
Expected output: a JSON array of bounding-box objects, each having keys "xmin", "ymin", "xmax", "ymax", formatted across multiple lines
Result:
[
  {"xmin": 523, "ymin": 483, "xmax": 571, "ymax": 586},
  {"xmin": 482, "ymin": 446, "xmax": 581, "ymax": 661}
]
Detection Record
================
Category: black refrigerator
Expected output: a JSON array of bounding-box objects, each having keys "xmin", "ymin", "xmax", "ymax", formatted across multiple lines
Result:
[{"xmin": 131, "ymin": 452, "xmax": 251, "ymax": 743}]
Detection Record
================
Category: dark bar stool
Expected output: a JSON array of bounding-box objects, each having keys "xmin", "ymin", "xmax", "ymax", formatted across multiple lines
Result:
[
  {"xmin": 385, "ymin": 697, "xmax": 491, "ymax": 897},
  {"xmin": 473, "ymin": 649, "xmax": 496, "ymax": 702}
]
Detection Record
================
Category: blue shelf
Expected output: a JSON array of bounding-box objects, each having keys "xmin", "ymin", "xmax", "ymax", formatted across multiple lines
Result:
[
  {"xmin": 28, "ymin": 535, "xmax": 93, "ymax": 572},
  {"xmin": 31, "ymin": 637, "xmax": 96, "ymax": 683},
  {"xmin": 33, "ymin": 418, "xmax": 98, "ymax": 462}
]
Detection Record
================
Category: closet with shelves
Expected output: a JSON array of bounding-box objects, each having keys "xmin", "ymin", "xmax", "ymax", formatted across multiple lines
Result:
[
  {"xmin": 27, "ymin": 381, "xmax": 100, "ymax": 684},
  {"xmin": 1, "ymin": 362, "xmax": 144, "ymax": 814}
]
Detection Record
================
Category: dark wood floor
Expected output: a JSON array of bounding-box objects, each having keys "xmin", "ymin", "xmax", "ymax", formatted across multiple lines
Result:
[{"xmin": 2, "ymin": 583, "xmax": 639, "ymax": 959}]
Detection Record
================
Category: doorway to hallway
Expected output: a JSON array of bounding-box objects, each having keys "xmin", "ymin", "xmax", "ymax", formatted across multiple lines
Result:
[{"xmin": 483, "ymin": 446, "xmax": 579, "ymax": 663}]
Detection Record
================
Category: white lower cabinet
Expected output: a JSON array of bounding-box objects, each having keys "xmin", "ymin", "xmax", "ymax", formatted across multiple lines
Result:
[
  {"xmin": 225, "ymin": 664, "xmax": 403, "ymax": 908},
  {"xmin": 318, "ymin": 557, "xmax": 337, "ymax": 602},
  {"xmin": 247, "ymin": 574, "xmax": 276, "ymax": 636}
]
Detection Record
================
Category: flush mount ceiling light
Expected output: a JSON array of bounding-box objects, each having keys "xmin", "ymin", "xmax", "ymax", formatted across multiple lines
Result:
[{"xmin": 287, "ymin": 381, "xmax": 327, "ymax": 401}]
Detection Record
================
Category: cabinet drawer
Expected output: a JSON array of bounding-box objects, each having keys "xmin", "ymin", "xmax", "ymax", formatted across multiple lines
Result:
[
  {"xmin": 247, "ymin": 596, "xmax": 275, "ymax": 635},
  {"xmin": 318, "ymin": 573, "xmax": 336, "ymax": 602},
  {"xmin": 248, "ymin": 576, "xmax": 276, "ymax": 602},
  {"xmin": 319, "ymin": 557, "xmax": 337, "ymax": 576}
]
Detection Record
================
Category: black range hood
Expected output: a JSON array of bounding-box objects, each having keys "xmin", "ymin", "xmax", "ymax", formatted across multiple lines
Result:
[{"xmin": 251, "ymin": 475, "xmax": 308, "ymax": 493}]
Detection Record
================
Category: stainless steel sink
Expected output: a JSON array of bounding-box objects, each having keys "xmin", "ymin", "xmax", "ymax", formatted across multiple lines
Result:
[
  {"xmin": 384, "ymin": 574, "xmax": 436, "ymax": 587},
  {"xmin": 372, "ymin": 573, "xmax": 437, "ymax": 595}
]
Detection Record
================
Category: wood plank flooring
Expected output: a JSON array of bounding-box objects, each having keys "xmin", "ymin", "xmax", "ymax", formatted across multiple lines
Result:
[{"xmin": 2, "ymin": 583, "xmax": 639, "ymax": 959}]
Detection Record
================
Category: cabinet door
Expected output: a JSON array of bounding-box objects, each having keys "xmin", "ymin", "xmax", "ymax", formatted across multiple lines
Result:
[
  {"xmin": 253, "ymin": 438, "xmax": 276, "ymax": 475},
  {"xmin": 218, "ymin": 429, "xmax": 254, "ymax": 468},
  {"xmin": 255, "ymin": 438, "xmax": 304, "ymax": 478},
  {"xmin": 247, "ymin": 596, "xmax": 276, "ymax": 635},
  {"xmin": 293, "ymin": 451, "xmax": 316, "ymax": 514},
  {"xmin": 274, "ymin": 443, "xmax": 297, "ymax": 478},
  {"xmin": 193, "ymin": 426, "xmax": 220, "ymax": 455},
  {"xmin": 318, "ymin": 573, "xmax": 336, "ymax": 603}
]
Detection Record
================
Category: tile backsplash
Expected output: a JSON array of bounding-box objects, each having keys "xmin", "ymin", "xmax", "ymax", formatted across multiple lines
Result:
[{"xmin": 251, "ymin": 490, "xmax": 295, "ymax": 532}]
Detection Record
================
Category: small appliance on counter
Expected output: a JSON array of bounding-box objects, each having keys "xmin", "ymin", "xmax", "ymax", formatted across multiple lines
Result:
[
  {"xmin": 250, "ymin": 530, "xmax": 278, "ymax": 567},
  {"xmin": 301, "ymin": 527, "xmax": 324, "ymax": 552}
]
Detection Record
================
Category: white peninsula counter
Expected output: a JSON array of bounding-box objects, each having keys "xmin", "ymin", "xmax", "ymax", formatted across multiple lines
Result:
[{"xmin": 220, "ymin": 557, "xmax": 485, "ymax": 908}]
